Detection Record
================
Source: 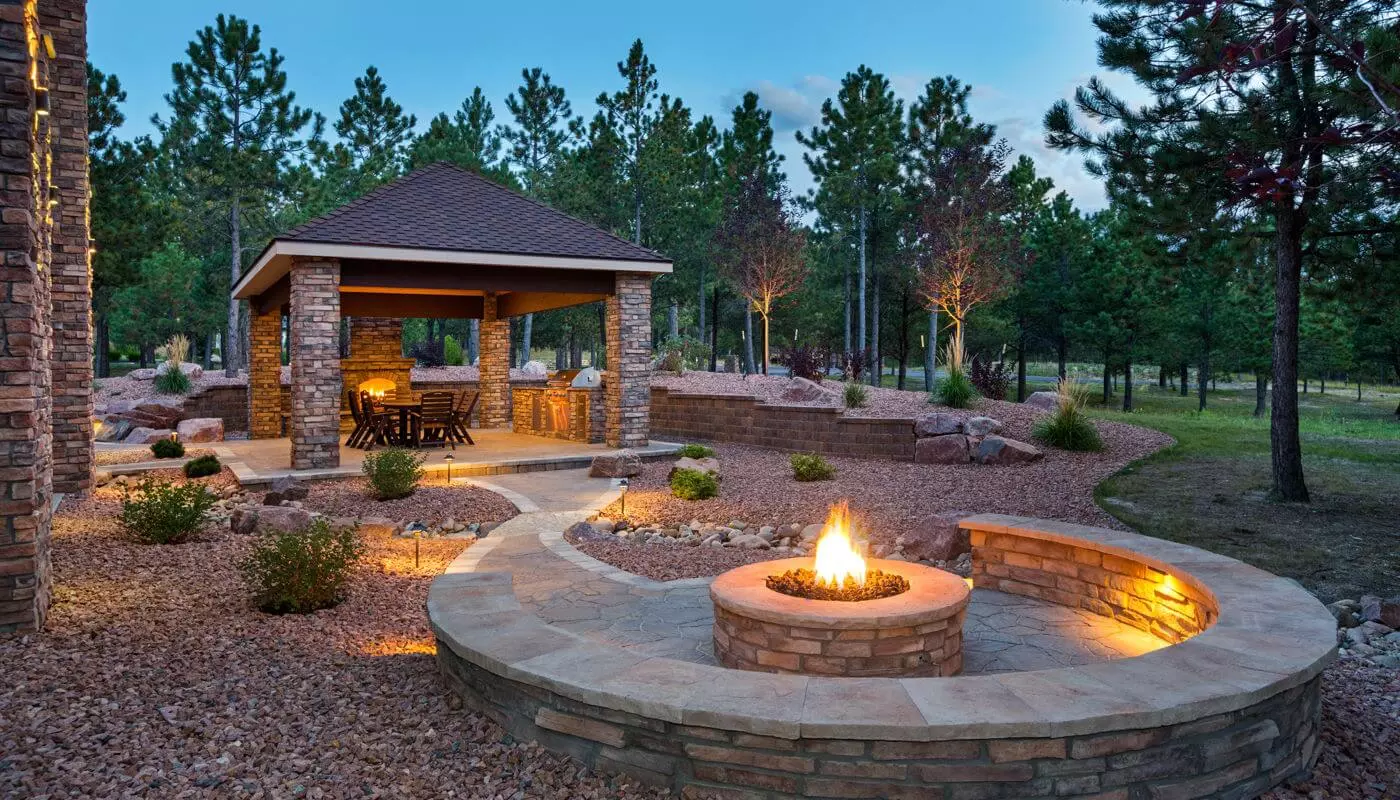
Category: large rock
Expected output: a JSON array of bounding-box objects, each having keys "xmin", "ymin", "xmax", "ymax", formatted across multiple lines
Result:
[
  {"xmin": 125, "ymin": 397, "xmax": 186, "ymax": 429},
  {"xmin": 176, "ymin": 417, "xmax": 224, "ymax": 443},
  {"xmin": 903, "ymin": 511, "xmax": 976, "ymax": 562},
  {"xmin": 976, "ymin": 436, "xmax": 1044, "ymax": 465},
  {"xmin": 124, "ymin": 426, "xmax": 175, "ymax": 445},
  {"xmin": 230, "ymin": 506, "xmax": 259, "ymax": 535},
  {"xmin": 779, "ymin": 377, "xmax": 835, "ymax": 403},
  {"xmin": 1360, "ymin": 595, "xmax": 1400, "ymax": 629},
  {"xmin": 157, "ymin": 361, "xmax": 204, "ymax": 381},
  {"xmin": 565, "ymin": 520, "xmax": 611, "ymax": 543},
  {"xmin": 670, "ymin": 456, "xmax": 720, "ymax": 479},
  {"xmin": 1024, "ymin": 391, "xmax": 1059, "ymax": 412},
  {"xmin": 95, "ymin": 418, "xmax": 133, "ymax": 443},
  {"xmin": 520, "ymin": 360, "xmax": 548, "ymax": 377},
  {"xmin": 963, "ymin": 416, "xmax": 1004, "ymax": 437},
  {"xmin": 254, "ymin": 505, "xmax": 314, "ymax": 534},
  {"xmin": 127, "ymin": 368, "xmax": 157, "ymax": 381},
  {"xmin": 914, "ymin": 434, "xmax": 971, "ymax": 465},
  {"xmin": 589, "ymin": 449, "xmax": 643, "ymax": 478},
  {"xmin": 915, "ymin": 413, "xmax": 964, "ymax": 438},
  {"xmin": 263, "ymin": 475, "xmax": 309, "ymax": 506}
]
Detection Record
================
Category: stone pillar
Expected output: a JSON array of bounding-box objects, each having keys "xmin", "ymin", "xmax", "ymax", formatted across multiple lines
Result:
[
  {"xmin": 0, "ymin": 0, "xmax": 55, "ymax": 634},
  {"xmin": 289, "ymin": 258, "xmax": 341, "ymax": 469},
  {"xmin": 41, "ymin": 0, "xmax": 90, "ymax": 496},
  {"xmin": 605, "ymin": 273, "xmax": 653, "ymax": 448},
  {"xmin": 248, "ymin": 304, "xmax": 282, "ymax": 439},
  {"xmin": 478, "ymin": 294, "xmax": 510, "ymax": 428}
]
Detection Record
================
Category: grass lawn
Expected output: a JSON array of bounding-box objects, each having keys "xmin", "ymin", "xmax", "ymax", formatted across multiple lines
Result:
[{"xmin": 1088, "ymin": 384, "xmax": 1400, "ymax": 603}]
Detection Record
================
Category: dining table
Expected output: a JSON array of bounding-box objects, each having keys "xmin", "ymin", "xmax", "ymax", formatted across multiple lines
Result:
[{"xmin": 377, "ymin": 398, "xmax": 422, "ymax": 447}]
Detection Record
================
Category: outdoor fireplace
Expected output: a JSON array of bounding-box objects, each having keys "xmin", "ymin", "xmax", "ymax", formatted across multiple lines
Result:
[
  {"xmin": 711, "ymin": 503, "xmax": 969, "ymax": 677},
  {"xmin": 358, "ymin": 377, "xmax": 397, "ymax": 401}
]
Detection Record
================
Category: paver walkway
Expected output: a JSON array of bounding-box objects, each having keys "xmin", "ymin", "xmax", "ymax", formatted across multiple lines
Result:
[{"xmin": 464, "ymin": 470, "xmax": 1164, "ymax": 676}]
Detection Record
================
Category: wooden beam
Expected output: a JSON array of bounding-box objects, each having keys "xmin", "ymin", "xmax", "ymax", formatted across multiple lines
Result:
[
  {"xmin": 339, "ymin": 260, "xmax": 615, "ymax": 294},
  {"xmin": 496, "ymin": 292, "xmax": 609, "ymax": 318},
  {"xmin": 251, "ymin": 275, "xmax": 290, "ymax": 316},
  {"xmin": 340, "ymin": 293, "xmax": 485, "ymax": 319}
]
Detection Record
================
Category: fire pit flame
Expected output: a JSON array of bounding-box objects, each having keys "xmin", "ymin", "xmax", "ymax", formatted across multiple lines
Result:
[{"xmin": 813, "ymin": 501, "xmax": 865, "ymax": 589}]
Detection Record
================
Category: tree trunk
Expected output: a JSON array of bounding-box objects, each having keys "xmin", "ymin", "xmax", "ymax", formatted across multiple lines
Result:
[
  {"xmin": 521, "ymin": 313, "xmax": 533, "ymax": 366},
  {"xmin": 94, "ymin": 314, "xmax": 110, "ymax": 378},
  {"xmin": 555, "ymin": 344, "xmax": 565, "ymax": 370},
  {"xmin": 667, "ymin": 302, "xmax": 679, "ymax": 340},
  {"xmin": 843, "ymin": 261, "xmax": 852, "ymax": 357},
  {"xmin": 1356, "ymin": 380, "xmax": 1362, "ymax": 402},
  {"xmin": 1254, "ymin": 372, "xmax": 1268, "ymax": 417},
  {"xmin": 1158, "ymin": 366, "xmax": 1166, "ymax": 389},
  {"xmin": 1016, "ymin": 330, "xmax": 1027, "ymax": 402},
  {"xmin": 468, "ymin": 319, "xmax": 480, "ymax": 364},
  {"xmin": 1270, "ymin": 209, "xmax": 1309, "ymax": 501},
  {"xmin": 1123, "ymin": 360, "xmax": 1133, "ymax": 412},
  {"xmin": 869, "ymin": 269, "xmax": 880, "ymax": 386},
  {"xmin": 1197, "ymin": 352, "xmax": 1208, "ymax": 412},
  {"xmin": 743, "ymin": 305, "xmax": 756, "ymax": 374},
  {"xmin": 1319, "ymin": 376, "xmax": 1325, "ymax": 394},
  {"xmin": 202, "ymin": 333, "xmax": 213, "ymax": 370},
  {"xmin": 858, "ymin": 204, "xmax": 868, "ymax": 372},
  {"xmin": 140, "ymin": 344, "xmax": 154, "ymax": 368},
  {"xmin": 1179, "ymin": 362, "xmax": 1189, "ymax": 397},
  {"xmin": 1302, "ymin": 378, "xmax": 1307, "ymax": 393},
  {"xmin": 225, "ymin": 199, "xmax": 241, "ymax": 377},
  {"xmin": 595, "ymin": 303, "xmax": 606, "ymax": 369},
  {"xmin": 1102, "ymin": 359, "xmax": 1111, "ymax": 404},
  {"xmin": 697, "ymin": 263, "xmax": 706, "ymax": 345},
  {"xmin": 1057, "ymin": 337, "xmax": 1067, "ymax": 380},
  {"xmin": 925, "ymin": 310, "xmax": 937, "ymax": 392},
  {"xmin": 710, "ymin": 284, "xmax": 720, "ymax": 372},
  {"xmin": 760, "ymin": 312, "xmax": 770, "ymax": 375}
]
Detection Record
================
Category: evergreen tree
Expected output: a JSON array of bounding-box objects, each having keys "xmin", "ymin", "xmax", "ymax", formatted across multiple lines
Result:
[
  {"xmin": 597, "ymin": 39, "xmax": 659, "ymax": 246},
  {"xmin": 156, "ymin": 14, "xmax": 319, "ymax": 376},
  {"xmin": 308, "ymin": 66, "xmax": 416, "ymax": 215},
  {"xmin": 501, "ymin": 67, "xmax": 574, "ymax": 195}
]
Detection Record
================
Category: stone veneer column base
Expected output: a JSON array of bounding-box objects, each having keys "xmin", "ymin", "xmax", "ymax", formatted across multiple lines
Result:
[
  {"xmin": 478, "ymin": 295, "xmax": 510, "ymax": 428},
  {"xmin": 248, "ymin": 306, "xmax": 283, "ymax": 439},
  {"xmin": 605, "ymin": 273, "xmax": 652, "ymax": 448},
  {"xmin": 289, "ymin": 258, "xmax": 341, "ymax": 469}
]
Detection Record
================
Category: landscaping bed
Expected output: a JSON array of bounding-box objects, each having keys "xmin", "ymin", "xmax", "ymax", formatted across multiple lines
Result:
[
  {"xmin": 0, "ymin": 473, "xmax": 662, "ymax": 798},
  {"xmin": 95, "ymin": 447, "xmax": 216, "ymax": 467},
  {"xmin": 275, "ymin": 477, "xmax": 519, "ymax": 528}
]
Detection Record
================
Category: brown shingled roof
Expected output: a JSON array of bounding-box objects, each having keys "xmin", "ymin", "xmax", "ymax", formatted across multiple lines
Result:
[{"xmin": 276, "ymin": 162, "xmax": 666, "ymax": 263}]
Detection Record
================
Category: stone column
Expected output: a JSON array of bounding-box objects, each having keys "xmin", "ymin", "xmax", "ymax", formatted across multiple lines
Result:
[
  {"xmin": 289, "ymin": 258, "xmax": 341, "ymax": 469},
  {"xmin": 0, "ymin": 1, "xmax": 54, "ymax": 634},
  {"xmin": 478, "ymin": 294, "xmax": 510, "ymax": 428},
  {"xmin": 605, "ymin": 273, "xmax": 653, "ymax": 448},
  {"xmin": 248, "ymin": 304, "xmax": 283, "ymax": 439},
  {"xmin": 41, "ymin": 0, "xmax": 90, "ymax": 496}
]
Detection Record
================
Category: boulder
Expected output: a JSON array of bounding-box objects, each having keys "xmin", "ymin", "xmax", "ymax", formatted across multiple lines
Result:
[
  {"xmin": 128, "ymin": 368, "xmax": 157, "ymax": 381},
  {"xmin": 157, "ymin": 361, "xmax": 204, "ymax": 381},
  {"xmin": 589, "ymin": 449, "xmax": 643, "ymax": 478},
  {"xmin": 176, "ymin": 417, "xmax": 224, "ymax": 443},
  {"xmin": 670, "ymin": 456, "xmax": 720, "ymax": 478},
  {"xmin": 230, "ymin": 506, "xmax": 260, "ymax": 535},
  {"xmin": 963, "ymin": 416, "xmax": 1004, "ymax": 437},
  {"xmin": 254, "ymin": 505, "xmax": 313, "ymax": 533},
  {"xmin": 779, "ymin": 377, "xmax": 836, "ymax": 403},
  {"xmin": 800, "ymin": 523, "xmax": 823, "ymax": 542},
  {"xmin": 914, "ymin": 434, "xmax": 971, "ymax": 465},
  {"xmin": 95, "ymin": 418, "xmax": 133, "ymax": 443},
  {"xmin": 915, "ymin": 413, "xmax": 964, "ymax": 438},
  {"xmin": 357, "ymin": 517, "xmax": 400, "ymax": 537},
  {"xmin": 263, "ymin": 475, "xmax": 309, "ymax": 506},
  {"xmin": 1383, "ymin": 597, "xmax": 1400, "ymax": 630},
  {"xmin": 94, "ymin": 470, "xmax": 113, "ymax": 488},
  {"xmin": 124, "ymin": 426, "xmax": 174, "ymax": 445},
  {"xmin": 727, "ymin": 533, "xmax": 771, "ymax": 550},
  {"xmin": 975, "ymin": 436, "xmax": 1044, "ymax": 465},
  {"xmin": 903, "ymin": 511, "xmax": 975, "ymax": 562},
  {"xmin": 566, "ymin": 520, "xmax": 611, "ymax": 543},
  {"xmin": 131, "ymin": 397, "xmax": 186, "ymax": 428},
  {"xmin": 1024, "ymin": 391, "xmax": 1059, "ymax": 412},
  {"xmin": 520, "ymin": 360, "xmax": 548, "ymax": 377}
]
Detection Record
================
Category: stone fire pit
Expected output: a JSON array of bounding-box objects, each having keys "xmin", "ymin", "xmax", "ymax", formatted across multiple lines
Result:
[{"xmin": 711, "ymin": 557, "xmax": 970, "ymax": 677}]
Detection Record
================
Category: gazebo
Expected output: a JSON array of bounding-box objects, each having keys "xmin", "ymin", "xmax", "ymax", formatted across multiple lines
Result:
[{"xmin": 232, "ymin": 162, "xmax": 670, "ymax": 470}]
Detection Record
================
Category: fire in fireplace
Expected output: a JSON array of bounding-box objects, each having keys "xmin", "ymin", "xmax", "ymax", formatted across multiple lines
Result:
[
  {"xmin": 358, "ymin": 378, "xmax": 397, "ymax": 401},
  {"xmin": 766, "ymin": 502, "xmax": 910, "ymax": 601}
]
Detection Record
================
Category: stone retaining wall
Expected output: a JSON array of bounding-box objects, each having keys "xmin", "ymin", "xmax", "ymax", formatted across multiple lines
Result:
[
  {"xmin": 652, "ymin": 388, "xmax": 915, "ymax": 460},
  {"xmin": 439, "ymin": 644, "xmax": 1320, "ymax": 800}
]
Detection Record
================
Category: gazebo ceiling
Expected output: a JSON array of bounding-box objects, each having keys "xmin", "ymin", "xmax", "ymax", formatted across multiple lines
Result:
[{"xmin": 232, "ymin": 162, "xmax": 670, "ymax": 318}]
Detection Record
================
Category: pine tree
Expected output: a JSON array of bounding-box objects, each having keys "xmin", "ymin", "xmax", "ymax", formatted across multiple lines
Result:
[
  {"xmin": 309, "ymin": 66, "xmax": 416, "ymax": 214},
  {"xmin": 797, "ymin": 66, "xmax": 905, "ymax": 382},
  {"xmin": 502, "ymin": 67, "xmax": 574, "ymax": 195},
  {"xmin": 156, "ymin": 14, "xmax": 319, "ymax": 376},
  {"xmin": 597, "ymin": 39, "xmax": 659, "ymax": 247}
]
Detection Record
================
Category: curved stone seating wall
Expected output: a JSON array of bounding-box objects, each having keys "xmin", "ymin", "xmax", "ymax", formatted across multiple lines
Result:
[
  {"xmin": 965, "ymin": 517, "xmax": 1219, "ymax": 645},
  {"xmin": 431, "ymin": 514, "xmax": 1336, "ymax": 799}
]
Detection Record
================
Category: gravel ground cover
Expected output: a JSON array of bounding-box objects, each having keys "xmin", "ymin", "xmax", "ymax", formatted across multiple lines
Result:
[
  {"xmin": 566, "ymin": 531, "xmax": 784, "ymax": 581},
  {"xmin": 283, "ymin": 477, "xmax": 519, "ymax": 526},
  {"xmin": 95, "ymin": 447, "xmax": 216, "ymax": 467},
  {"xmin": 0, "ymin": 474, "xmax": 663, "ymax": 799}
]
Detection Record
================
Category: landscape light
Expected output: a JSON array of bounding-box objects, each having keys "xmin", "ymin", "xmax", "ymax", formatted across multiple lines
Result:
[{"xmin": 444, "ymin": 453, "xmax": 454, "ymax": 483}]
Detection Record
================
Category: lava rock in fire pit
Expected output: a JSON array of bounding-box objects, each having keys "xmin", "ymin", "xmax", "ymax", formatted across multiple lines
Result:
[{"xmin": 765, "ymin": 567, "xmax": 910, "ymax": 602}]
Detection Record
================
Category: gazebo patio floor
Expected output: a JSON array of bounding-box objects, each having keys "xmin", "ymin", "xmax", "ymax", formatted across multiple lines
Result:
[{"xmin": 187, "ymin": 431, "xmax": 680, "ymax": 487}]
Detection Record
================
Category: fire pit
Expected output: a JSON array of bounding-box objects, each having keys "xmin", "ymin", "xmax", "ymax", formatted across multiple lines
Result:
[{"xmin": 711, "ymin": 503, "xmax": 969, "ymax": 677}]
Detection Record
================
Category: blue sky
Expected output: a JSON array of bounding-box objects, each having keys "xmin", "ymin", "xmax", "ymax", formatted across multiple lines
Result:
[{"xmin": 91, "ymin": 0, "xmax": 1129, "ymax": 209}]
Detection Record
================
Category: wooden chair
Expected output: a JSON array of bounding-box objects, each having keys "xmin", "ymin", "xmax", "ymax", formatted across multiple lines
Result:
[
  {"xmin": 357, "ymin": 390, "xmax": 396, "ymax": 450},
  {"xmin": 451, "ymin": 391, "xmax": 478, "ymax": 446},
  {"xmin": 347, "ymin": 390, "xmax": 369, "ymax": 448},
  {"xmin": 412, "ymin": 391, "xmax": 458, "ymax": 449}
]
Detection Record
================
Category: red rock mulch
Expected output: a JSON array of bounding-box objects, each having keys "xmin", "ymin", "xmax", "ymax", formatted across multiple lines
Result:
[
  {"xmin": 0, "ymin": 482, "xmax": 663, "ymax": 798},
  {"xmin": 283, "ymin": 477, "xmax": 520, "ymax": 525}
]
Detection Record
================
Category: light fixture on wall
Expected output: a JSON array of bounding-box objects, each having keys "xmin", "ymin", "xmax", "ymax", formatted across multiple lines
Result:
[
  {"xmin": 46, "ymin": 185, "xmax": 58, "ymax": 209},
  {"xmin": 41, "ymin": 33, "xmax": 56, "ymax": 60},
  {"xmin": 34, "ymin": 86, "xmax": 49, "ymax": 117}
]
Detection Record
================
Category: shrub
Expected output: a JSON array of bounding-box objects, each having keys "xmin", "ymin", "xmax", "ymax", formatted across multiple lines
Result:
[
  {"xmin": 658, "ymin": 335, "xmax": 711, "ymax": 374},
  {"xmin": 362, "ymin": 447, "xmax": 425, "ymax": 500},
  {"xmin": 240, "ymin": 519, "xmax": 363, "ymax": 614},
  {"xmin": 935, "ymin": 343, "xmax": 978, "ymax": 409},
  {"xmin": 969, "ymin": 356, "xmax": 1011, "ymax": 401},
  {"xmin": 150, "ymin": 437, "xmax": 185, "ymax": 459},
  {"xmin": 154, "ymin": 333, "xmax": 192, "ymax": 395},
  {"xmin": 183, "ymin": 453, "xmax": 221, "ymax": 478},
  {"xmin": 778, "ymin": 344, "xmax": 827, "ymax": 382},
  {"xmin": 843, "ymin": 381, "xmax": 868, "ymax": 409},
  {"xmin": 443, "ymin": 334, "xmax": 464, "ymax": 366},
  {"xmin": 1033, "ymin": 379, "xmax": 1104, "ymax": 451},
  {"xmin": 790, "ymin": 452, "xmax": 836, "ymax": 482},
  {"xmin": 670, "ymin": 467, "xmax": 719, "ymax": 500},
  {"xmin": 676, "ymin": 443, "xmax": 715, "ymax": 459},
  {"xmin": 120, "ymin": 477, "xmax": 215, "ymax": 544},
  {"xmin": 407, "ymin": 340, "xmax": 446, "ymax": 368}
]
